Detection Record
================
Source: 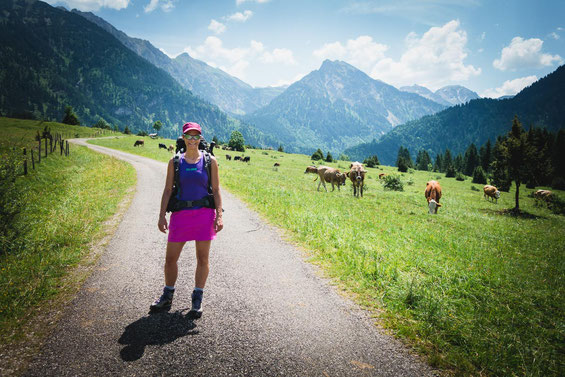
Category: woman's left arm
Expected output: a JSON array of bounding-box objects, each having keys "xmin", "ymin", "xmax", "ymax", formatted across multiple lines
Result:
[{"xmin": 211, "ymin": 156, "xmax": 223, "ymax": 232}]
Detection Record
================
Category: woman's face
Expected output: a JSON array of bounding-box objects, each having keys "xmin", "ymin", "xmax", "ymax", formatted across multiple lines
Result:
[{"xmin": 183, "ymin": 130, "xmax": 201, "ymax": 148}]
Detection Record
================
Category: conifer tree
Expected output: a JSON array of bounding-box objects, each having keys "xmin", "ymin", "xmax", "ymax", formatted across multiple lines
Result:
[
  {"xmin": 463, "ymin": 143, "xmax": 480, "ymax": 176},
  {"xmin": 480, "ymin": 139, "xmax": 492, "ymax": 172},
  {"xmin": 502, "ymin": 116, "xmax": 532, "ymax": 212},
  {"xmin": 62, "ymin": 105, "xmax": 80, "ymax": 125}
]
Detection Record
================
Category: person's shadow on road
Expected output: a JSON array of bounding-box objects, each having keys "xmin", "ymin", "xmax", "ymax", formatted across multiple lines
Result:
[{"xmin": 119, "ymin": 309, "xmax": 198, "ymax": 361}]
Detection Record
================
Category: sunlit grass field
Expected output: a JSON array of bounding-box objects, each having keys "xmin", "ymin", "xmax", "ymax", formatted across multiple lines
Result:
[
  {"xmin": 91, "ymin": 135, "xmax": 565, "ymax": 376},
  {"xmin": 0, "ymin": 118, "xmax": 136, "ymax": 346}
]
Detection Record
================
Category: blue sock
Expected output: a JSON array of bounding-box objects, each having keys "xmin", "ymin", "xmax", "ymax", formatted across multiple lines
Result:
[
  {"xmin": 165, "ymin": 285, "xmax": 175, "ymax": 291},
  {"xmin": 194, "ymin": 287, "xmax": 203, "ymax": 293}
]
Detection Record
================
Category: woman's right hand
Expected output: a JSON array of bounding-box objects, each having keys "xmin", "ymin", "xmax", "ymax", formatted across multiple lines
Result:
[{"xmin": 158, "ymin": 215, "xmax": 168, "ymax": 233}]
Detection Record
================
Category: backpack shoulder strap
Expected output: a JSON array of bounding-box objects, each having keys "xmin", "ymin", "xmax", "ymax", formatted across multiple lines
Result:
[
  {"xmin": 173, "ymin": 153, "xmax": 182, "ymax": 198},
  {"xmin": 203, "ymin": 151, "xmax": 213, "ymax": 194}
]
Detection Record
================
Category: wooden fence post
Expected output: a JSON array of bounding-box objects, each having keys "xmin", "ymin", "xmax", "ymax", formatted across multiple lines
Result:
[
  {"xmin": 23, "ymin": 148, "xmax": 27, "ymax": 175},
  {"xmin": 44, "ymin": 138, "xmax": 47, "ymax": 158},
  {"xmin": 66, "ymin": 140, "xmax": 69, "ymax": 156},
  {"xmin": 31, "ymin": 149, "xmax": 35, "ymax": 170},
  {"xmin": 60, "ymin": 139, "xmax": 64, "ymax": 155},
  {"xmin": 50, "ymin": 137, "xmax": 53, "ymax": 153},
  {"xmin": 38, "ymin": 139, "xmax": 41, "ymax": 163}
]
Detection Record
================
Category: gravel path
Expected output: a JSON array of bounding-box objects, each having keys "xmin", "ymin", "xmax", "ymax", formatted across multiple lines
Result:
[{"xmin": 23, "ymin": 140, "xmax": 437, "ymax": 377}]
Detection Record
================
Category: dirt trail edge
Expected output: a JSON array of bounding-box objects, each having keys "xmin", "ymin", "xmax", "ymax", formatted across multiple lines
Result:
[{"xmin": 23, "ymin": 139, "xmax": 438, "ymax": 377}]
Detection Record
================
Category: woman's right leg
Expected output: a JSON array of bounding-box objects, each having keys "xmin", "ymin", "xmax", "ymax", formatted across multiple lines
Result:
[{"xmin": 164, "ymin": 241, "xmax": 186, "ymax": 286}]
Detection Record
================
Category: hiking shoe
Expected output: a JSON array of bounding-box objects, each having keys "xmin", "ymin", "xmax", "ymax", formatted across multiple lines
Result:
[
  {"xmin": 188, "ymin": 289, "xmax": 203, "ymax": 319},
  {"xmin": 150, "ymin": 287, "xmax": 174, "ymax": 312}
]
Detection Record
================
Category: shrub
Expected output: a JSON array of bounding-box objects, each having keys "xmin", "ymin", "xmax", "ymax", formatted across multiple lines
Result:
[
  {"xmin": 137, "ymin": 130, "xmax": 148, "ymax": 136},
  {"xmin": 363, "ymin": 155, "xmax": 380, "ymax": 168},
  {"xmin": 339, "ymin": 153, "xmax": 350, "ymax": 161},
  {"xmin": 228, "ymin": 130, "xmax": 246, "ymax": 152},
  {"xmin": 325, "ymin": 152, "xmax": 333, "ymax": 162},
  {"xmin": 471, "ymin": 185, "xmax": 480, "ymax": 191},
  {"xmin": 383, "ymin": 174, "xmax": 404, "ymax": 191},
  {"xmin": 456, "ymin": 172, "xmax": 465, "ymax": 181},
  {"xmin": 472, "ymin": 166, "xmax": 487, "ymax": 184},
  {"xmin": 407, "ymin": 177, "xmax": 414, "ymax": 186},
  {"xmin": 445, "ymin": 165, "xmax": 456, "ymax": 177},
  {"xmin": 0, "ymin": 152, "xmax": 26, "ymax": 257},
  {"xmin": 311, "ymin": 149, "xmax": 324, "ymax": 161}
]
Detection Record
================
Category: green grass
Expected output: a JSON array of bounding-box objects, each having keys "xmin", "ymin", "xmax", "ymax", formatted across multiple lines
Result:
[
  {"xmin": 90, "ymin": 137, "xmax": 565, "ymax": 376},
  {"xmin": 0, "ymin": 118, "xmax": 136, "ymax": 343}
]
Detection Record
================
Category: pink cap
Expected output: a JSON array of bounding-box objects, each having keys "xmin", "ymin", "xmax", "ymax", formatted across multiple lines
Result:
[{"xmin": 182, "ymin": 122, "xmax": 201, "ymax": 134}]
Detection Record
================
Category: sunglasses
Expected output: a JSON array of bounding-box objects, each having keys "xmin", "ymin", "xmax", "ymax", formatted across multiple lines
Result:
[{"xmin": 183, "ymin": 133, "xmax": 201, "ymax": 140}]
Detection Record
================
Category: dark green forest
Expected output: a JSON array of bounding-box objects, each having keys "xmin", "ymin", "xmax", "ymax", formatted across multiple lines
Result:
[{"xmin": 0, "ymin": 0, "xmax": 279, "ymax": 147}]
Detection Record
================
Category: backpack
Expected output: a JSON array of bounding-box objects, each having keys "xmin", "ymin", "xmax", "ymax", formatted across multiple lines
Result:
[{"xmin": 166, "ymin": 150, "xmax": 215, "ymax": 213}]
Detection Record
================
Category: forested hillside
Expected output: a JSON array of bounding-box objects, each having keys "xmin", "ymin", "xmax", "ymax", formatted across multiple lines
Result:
[
  {"xmin": 345, "ymin": 65, "xmax": 565, "ymax": 164},
  {"xmin": 0, "ymin": 0, "xmax": 278, "ymax": 146}
]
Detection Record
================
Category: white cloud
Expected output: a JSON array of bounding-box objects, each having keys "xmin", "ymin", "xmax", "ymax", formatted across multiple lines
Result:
[
  {"xmin": 236, "ymin": 0, "xmax": 269, "ymax": 5},
  {"xmin": 44, "ymin": 0, "xmax": 129, "ymax": 11},
  {"xmin": 208, "ymin": 19, "xmax": 226, "ymax": 34},
  {"xmin": 493, "ymin": 37, "xmax": 563, "ymax": 71},
  {"xmin": 313, "ymin": 35, "xmax": 388, "ymax": 72},
  {"xmin": 371, "ymin": 20, "xmax": 481, "ymax": 90},
  {"xmin": 260, "ymin": 48, "xmax": 297, "ymax": 65},
  {"xmin": 482, "ymin": 75, "xmax": 537, "ymax": 98},
  {"xmin": 227, "ymin": 10, "xmax": 253, "ymax": 22},
  {"xmin": 185, "ymin": 37, "xmax": 295, "ymax": 82},
  {"xmin": 549, "ymin": 32, "xmax": 560, "ymax": 40},
  {"xmin": 144, "ymin": 0, "xmax": 174, "ymax": 13}
]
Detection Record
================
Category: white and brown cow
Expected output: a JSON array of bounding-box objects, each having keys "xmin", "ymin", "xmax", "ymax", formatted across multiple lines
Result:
[
  {"xmin": 483, "ymin": 185, "xmax": 501, "ymax": 203},
  {"xmin": 348, "ymin": 162, "xmax": 367, "ymax": 198},
  {"xmin": 534, "ymin": 189, "xmax": 553, "ymax": 201},
  {"xmin": 425, "ymin": 180, "xmax": 442, "ymax": 214},
  {"xmin": 322, "ymin": 168, "xmax": 347, "ymax": 192}
]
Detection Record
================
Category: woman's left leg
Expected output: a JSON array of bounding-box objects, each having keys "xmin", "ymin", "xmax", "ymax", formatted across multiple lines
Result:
[{"xmin": 194, "ymin": 240, "xmax": 211, "ymax": 288}]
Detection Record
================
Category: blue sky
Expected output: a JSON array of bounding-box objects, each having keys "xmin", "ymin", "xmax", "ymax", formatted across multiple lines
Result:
[{"xmin": 45, "ymin": 0, "xmax": 564, "ymax": 97}]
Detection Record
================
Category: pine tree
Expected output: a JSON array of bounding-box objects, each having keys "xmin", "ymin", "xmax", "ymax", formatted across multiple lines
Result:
[
  {"xmin": 62, "ymin": 105, "xmax": 80, "ymax": 125},
  {"xmin": 463, "ymin": 143, "xmax": 480, "ymax": 176},
  {"xmin": 443, "ymin": 149, "xmax": 453, "ymax": 173},
  {"xmin": 480, "ymin": 139, "xmax": 492, "ymax": 172},
  {"xmin": 325, "ymin": 151, "xmax": 333, "ymax": 162},
  {"xmin": 396, "ymin": 146, "xmax": 413, "ymax": 169},
  {"xmin": 416, "ymin": 150, "xmax": 431, "ymax": 171},
  {"xmin": 153, "ymin": 120, "xmax": 162, "ymax": 132},
  {"xmin": 311, "ymin": 148, "xmax": 324, "ymax": 161},
  {"xmin": 454, "ymin": 154, "xmax": 463, "ymax": 173},
  {"xmin": 490, "ymin": 136, "xmax": 511, "ymax": 191},
  {"xmin": 502, "ymin": 116, "xmax": 532, "ymax": 212},
  {"xmin": 434, "ymin": 153, "xmax": 443, "ymax": 172}
]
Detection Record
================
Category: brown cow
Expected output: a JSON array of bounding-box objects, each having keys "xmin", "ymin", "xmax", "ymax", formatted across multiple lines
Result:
[
  {"xmin": 534, "ymin": 190, "xmax": 553, "ymax": 201},
  {"xmin": 425, "ymin": 180, "xmax": 442, "ymax": 214},
  {"xmin": 483, "ymin": 185, "xmax": 501, "ymax": 203},
  {"xmin": 304, "ymin": 166, "xmax": 318, "ymax": 174},
  {"xmin": 133, "ymin": 140, "xmax": 144, "ymax": 147},
  {"xmin": 348, "ymin": 162, "xmax": 367, "ymax": 197},
  {"xmin": 318, "ymin": 167, "xmax": 346, "ymax": 192},
  {"xmin": 273, "ymin": 162, "xmax": 280, "ymax": 167},
  {"xmin": 225, "ymin": 154, "xmax": 232, "ymax": 160},
  {"xmin": 168, "ymin": 145, "xmax": 174, "ymax": 153},
  {"xmin": 378, "ymin": 173, "xmax": 387, "ymax": 179}
]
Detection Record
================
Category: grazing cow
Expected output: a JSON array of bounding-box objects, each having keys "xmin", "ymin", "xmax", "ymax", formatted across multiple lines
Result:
[
  {"xmin": 425, "ymin": 180, "xmax": 442, "ymax": 214},
  {"xmin": 225, "ymin": 154, "xmax": 232, "ymax": 161},
  {"xmin": 317, "ymin": 166, "xmax": 345, "ymax": 192},
  {"xmin": 273, "ymin": 162, "xmax": 280, "ymax": 167},
  {"xmin": 234, "ymin": 156, "xmax": 241, "ymax": 161},
  {"xmin": 304, "ymin": 166, "xmax": 318, "ymax": 174},
  {"xmin": 483, "ymin": 185, "xmax": 501, "ymax": 203},
  {"xmin": 348, "ymin": 162, "xmax": 367, "ymax": 198},
  {"xmin": 149, "ymin": 133, "xmax": 158, "ymax": 139},
  {"xmin": 378, "ymin": 173, "xmax": 387, "ymax": 179},
  {"xmin": 168, "ymin": 145, "xmax": 174, "ymax": 152},
  {"xmin": 242, "ymin": 156, "xmax": 250, "ymax": 163},
  {"xmin": 158, "ymin": 143, "xmax": 167, "ymax": 150},
  {"xmin": 133, "ymin": 140, "xmax": 144, "ymax": 147},
  {"xmin": 534, "ymin": 190, "xmax": 553, "ymax": 201}
]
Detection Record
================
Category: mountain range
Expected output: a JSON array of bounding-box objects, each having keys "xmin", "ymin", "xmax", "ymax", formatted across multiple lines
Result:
[
  {"xmin": 243, "ymin": 60, "xmax": 446, "ymax": 154},
  {"xmin": 399, "ymin": 85, "xmax": 479, "ymax": 106},
  {"xmin": 345, "ymin": 64, "xmax": 565, "ymax": 165},
  {"xmin": 72, "ymin": 10, "xmax": 286, "ymax": 116},
  {"xmin": 0, "ymin": 0, "xmax": 279, "ymax": 147}
]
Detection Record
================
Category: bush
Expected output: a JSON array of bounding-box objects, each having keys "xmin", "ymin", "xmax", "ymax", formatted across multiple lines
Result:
[
  {"xmin": 383, "ymin": 174, "xmax": 404, "ymax": 191},
  {"xmin": 552, "ymin": 176, "xmax": 565, "ymax": 190},
  {"xmin": 0, "ymin": 152, "xmax": 26, "ymax": 257},
  {"xmin": 456, "ymin": 172, "xmax": 466, "ymax": 181},
  {"xmin": 471, "ymin": 185, "xmax": 480, "ymax": 191},
  {"xmin": 137, "ymin": 131, "xmax": 148, "ymax": 136},
  {"xmin": 445, "ymin": 165, "xmax": 456, "ymax": 178},
  {"xmin": 472, "ymin": 166, "xmax": 487, "ymax": 184},
  {"xmin": 363, "ymin": 155, "xmax": 380, "ymax": 168},
  {"xmin": 311, "ymin": 148, "xmax": 324, "ymax": 161},
  {"xmin": 339, "ymin": 153, "xmax": 350, "ymax": 161},
  {"xmin": 325, "ymin": 152, "xmax": 333, "ymax": 162}
]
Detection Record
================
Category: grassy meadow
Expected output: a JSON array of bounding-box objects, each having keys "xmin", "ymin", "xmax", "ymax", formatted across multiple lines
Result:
[
  {"xmin": 90, "ymin": 136, "xmax": 565, "ymax": 376},
  {"xmin": 0, "ymin": 118, "xmax": 136, "ymax": 345}
]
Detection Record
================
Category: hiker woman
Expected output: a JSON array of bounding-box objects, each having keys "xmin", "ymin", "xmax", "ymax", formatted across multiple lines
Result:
[{"xmin": 152, "ymin": 122, "xmax": 223, "ymax": 318}]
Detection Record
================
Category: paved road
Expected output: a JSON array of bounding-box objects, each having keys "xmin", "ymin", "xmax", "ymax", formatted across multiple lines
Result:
[{"xmin": 24, "ymin": 140, "xmax": 437, "ymax": 376}]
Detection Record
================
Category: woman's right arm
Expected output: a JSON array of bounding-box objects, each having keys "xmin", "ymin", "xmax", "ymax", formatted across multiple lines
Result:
[{"xmin": 158, "ymin": 159, "xmax": 175, "ymax": 233}]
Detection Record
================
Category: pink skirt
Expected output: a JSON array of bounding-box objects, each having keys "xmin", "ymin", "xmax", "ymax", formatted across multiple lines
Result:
[{"xmin": 168, "ymin": 208, "xmax": 216, "ymax": 242}]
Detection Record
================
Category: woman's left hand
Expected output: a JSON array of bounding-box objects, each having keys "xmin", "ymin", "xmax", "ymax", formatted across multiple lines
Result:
[{"xmin": 214, "ymin": 215, "xmax": 223, "ymax": 233}]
